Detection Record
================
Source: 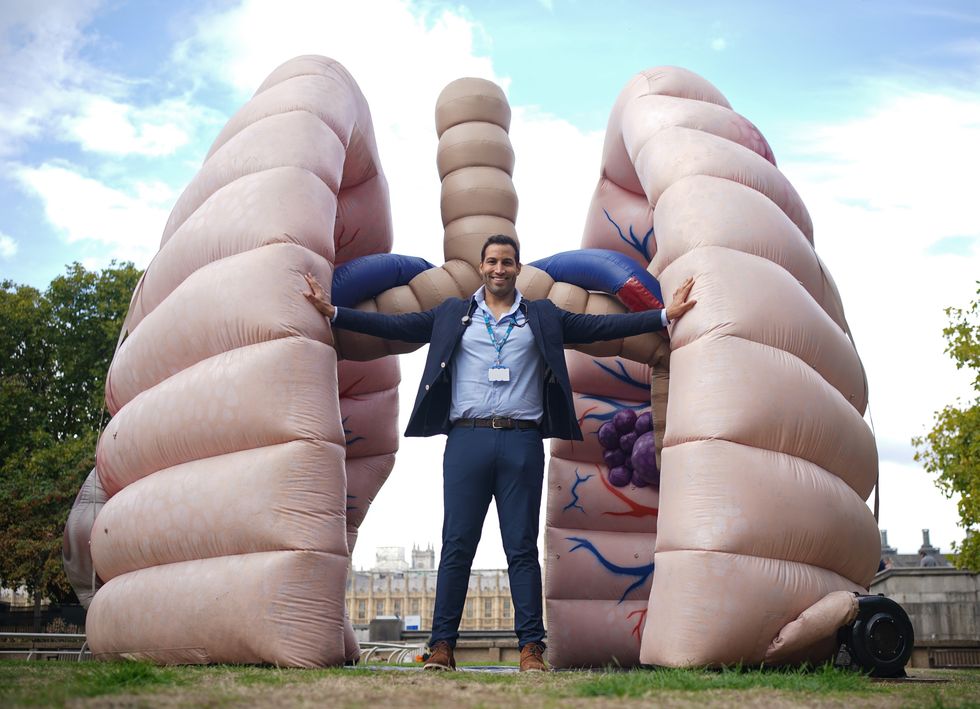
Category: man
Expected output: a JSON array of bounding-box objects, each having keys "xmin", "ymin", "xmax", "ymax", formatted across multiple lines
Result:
[{"xmin": 304, "ymin": 235, "xmax": 695, "ymax": 672}]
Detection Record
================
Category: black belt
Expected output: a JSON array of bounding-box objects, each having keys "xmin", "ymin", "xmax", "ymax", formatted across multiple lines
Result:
[{"xmin": 453, "ymin": 417, "xmax": 538, "ymax": 430}]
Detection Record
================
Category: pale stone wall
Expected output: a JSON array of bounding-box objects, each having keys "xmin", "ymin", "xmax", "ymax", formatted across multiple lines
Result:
[
  {"xmin": 346, "ymin": 568, "xmax": 516, "ymax": 631},
  {"xmin": 870, "ymin": 568, "xmax": 979, "ymax": 643}
]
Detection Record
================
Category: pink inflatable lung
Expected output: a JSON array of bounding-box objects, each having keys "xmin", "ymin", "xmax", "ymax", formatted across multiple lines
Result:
[
  {"xmin": 86, "ymin": 57, "xmax": 399, "ymax": 666},
  {"xmin": 545, "ymin": 68, "xmax": 875, "ymax": 668},
  {"xmin": 74, "ymin": 57, "xmax": 877, "ymax": 669},
  {"xmin": 628, "ymin": 70, "xmax": 877, "ymax": 668}
]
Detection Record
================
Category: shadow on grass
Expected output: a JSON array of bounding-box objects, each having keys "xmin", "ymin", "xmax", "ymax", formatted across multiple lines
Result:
[
  {"xmin": 573, "ymin": 663, "xmax": 872, "ymax": 698},
  {"xmin": 75, "ymin": 661, "xmax": 185, "ymax": 693},
  {"xmin": 0, "ymin": 660, "xmax": 187, "ymax": 706}
]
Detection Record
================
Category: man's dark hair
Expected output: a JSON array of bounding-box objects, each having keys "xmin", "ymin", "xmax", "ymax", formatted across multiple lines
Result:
[{"xmin": 481, "ymin": 234, "xmax": 520, "ymax": 264}]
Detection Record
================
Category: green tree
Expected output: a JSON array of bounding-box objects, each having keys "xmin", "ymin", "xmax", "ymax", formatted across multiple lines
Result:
[
  {"xmin": 0, "ymin": 283, "xmax": 51, "ymax": 462},
  {"xmin": 913, "ymin": 283, "xmax": 980, "ymax": 571},
  {"xmin": 0, "ymin": 262, "xmax": 141, "ymax": 619},
  {"xmin": 0, "ymin": 431, "xmax": 97, "ymax": 606},
  {"xmin": 44, "ymin": 264, "xmax": 139, "ymax": 437}
]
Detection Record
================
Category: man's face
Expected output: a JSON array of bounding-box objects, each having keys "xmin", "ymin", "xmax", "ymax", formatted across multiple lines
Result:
[{"xmin": 480, "ymin": 243, "xmax": 521, "ymax": 300}]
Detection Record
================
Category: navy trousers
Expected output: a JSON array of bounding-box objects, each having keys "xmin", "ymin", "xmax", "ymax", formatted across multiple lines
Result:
[{"xmin": 428, "ymin": 425, "xmax": 546, "ymax": 649}]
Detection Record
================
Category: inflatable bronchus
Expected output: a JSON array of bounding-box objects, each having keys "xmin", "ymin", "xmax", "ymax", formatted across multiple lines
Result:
[{"xmin": 63, "ymin": 56, "xmax": 912, "ymax": 674}]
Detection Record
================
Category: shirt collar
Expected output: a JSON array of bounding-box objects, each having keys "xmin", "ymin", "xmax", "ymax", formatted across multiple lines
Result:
[{"xmin": 474, "ymin": 285, "xmax": 524, "ymax": 321}]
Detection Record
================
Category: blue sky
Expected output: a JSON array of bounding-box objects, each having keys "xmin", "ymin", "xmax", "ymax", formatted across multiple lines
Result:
[
  {"xmin": 462, "ymin": 1, "xmax": 980, "ymax": 126},
  {"xmin": 3, "ymin": 1, "xmax": 978, "ymax": 285},
  {"xmin": 1, "ymin": 0, "xmax": 977, "ymax": 567}
]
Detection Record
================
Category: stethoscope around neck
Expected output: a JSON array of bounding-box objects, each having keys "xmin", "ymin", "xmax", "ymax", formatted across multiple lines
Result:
[{"xmin": 461, "ymin": 298, "xmax": 529, "ymax": 327}]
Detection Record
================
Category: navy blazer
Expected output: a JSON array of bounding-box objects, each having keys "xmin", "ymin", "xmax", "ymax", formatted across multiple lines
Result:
[{"xmin": 334, "ymin": 297, "xmax": 665, "ymax": 440}]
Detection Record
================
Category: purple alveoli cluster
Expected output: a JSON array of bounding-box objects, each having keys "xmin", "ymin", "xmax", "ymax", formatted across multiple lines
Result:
[{"xmin": 597, "ymin": 409, "xmax": 660, "ymax": 488}]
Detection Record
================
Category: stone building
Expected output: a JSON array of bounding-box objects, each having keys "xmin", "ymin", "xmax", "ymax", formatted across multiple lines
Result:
[
  {"xmin": 879, "ymin": 529, "xmax": 952, "ymax": 569},
  {"xmin": 0, "ymin": 586, "xmax": 33, "ymax": 608},
  {"xmin": 346, "ymin": 545, "xmax": 516, "ymax": 631}
]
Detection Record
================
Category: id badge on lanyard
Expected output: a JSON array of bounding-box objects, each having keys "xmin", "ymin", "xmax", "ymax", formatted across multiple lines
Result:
[
  {"xmin": 488, "ymin": 364, "xmax": 510, "ymax": 382},
  {"xmin": 484, "ymin": 310, "xmax": 515, "ymax": 383}
]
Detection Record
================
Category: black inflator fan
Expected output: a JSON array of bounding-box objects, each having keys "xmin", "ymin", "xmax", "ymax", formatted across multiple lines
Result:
[{"xmin": 834, "ymin": 594, "xmax": 914, "ymax": 677}]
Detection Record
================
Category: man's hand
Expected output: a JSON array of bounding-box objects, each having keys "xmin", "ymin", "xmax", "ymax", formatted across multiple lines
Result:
[
  {"xmin": 303, "ymin": 272, "xmax": 336, "ymax": 320},
  {"xmin": 665, "ymin": 276, "xmax": 696, "ymax": 323}
]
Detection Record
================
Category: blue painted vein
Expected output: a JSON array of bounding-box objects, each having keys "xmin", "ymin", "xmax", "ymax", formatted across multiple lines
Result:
[
  {"xmin": 565, "ymin": 535, "xmax": 655, "ymax": 603},
  {"xmin": 562, "ymin": 469, "xmax": 594, "ymax": 513}
]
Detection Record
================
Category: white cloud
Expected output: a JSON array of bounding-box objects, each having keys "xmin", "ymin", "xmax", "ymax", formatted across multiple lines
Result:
[
  {"xmin": 0, "ymin": 1, "xmax": 224, "ymax": 287},
  {"xmin": 0, "ymin": 0, "xmax": 116, "ymax": 155},
  {"xmin": 62, "ymin": 95, "xmax": 220, "ymax": 157},
  {"xmin": 170, "ymin": 0, "xmax": 607, "ymax": 262},
  {"xmin": 172, "ymin": 0, "xmax": 500, "ymax": 96},
  {"xmin": 877, "ymin": 461, "xmax": 962, "ymax": 556},
  {"xmin": 711, "ymin": 37, "xmax": 727, "ymax": 52},
  {"xmin": 171, "ymin": 0, "xmax": 506, "ymax": 267},
  {"xmin": 14, "ymin": 161, "xmax": 173, "ymax": 266},
  {"xmin": 509, "ymin": 106, "xmax": 605, "ymax": 262},
  {"xmin": 0, "ymin": 1, "xmax": 222, "ymax": 160},
  {"xmin": 0, "ymin": 231, "xmax": 17, "ymax": 259},
  {"xmin": 786, "ymin": 88, "xmax": 980, "ymax": 244},
  {"xmin": 779, "ymin": 84, "xmax": 980, "ymax": 553}
]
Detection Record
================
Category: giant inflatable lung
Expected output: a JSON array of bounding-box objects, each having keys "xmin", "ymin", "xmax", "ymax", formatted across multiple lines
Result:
[
  {"xmin": 624, "ymin": 70, "xmax": 877, "ymax": 667},
  {"xmin": 69, "ymin": 56, "xmax": 877, "ymax": 669},
  {"xmin": 544, "ymin": 68, "xmax": 876, "ymax": 667},
  {"xmin": 85, "ymin": 57, "xmax": 401, "ymax": 666}
]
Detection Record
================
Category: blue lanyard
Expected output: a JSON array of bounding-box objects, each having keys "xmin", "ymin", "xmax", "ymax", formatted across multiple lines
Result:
[{"xmin": 483, "ymin": 310, "xmax": 515, "ymax": 364}]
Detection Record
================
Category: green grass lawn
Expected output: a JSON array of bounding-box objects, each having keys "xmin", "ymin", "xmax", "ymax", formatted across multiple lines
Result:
[{"xmin": 0, "ymin": 660, "xmax": 977, "ymax": 708}]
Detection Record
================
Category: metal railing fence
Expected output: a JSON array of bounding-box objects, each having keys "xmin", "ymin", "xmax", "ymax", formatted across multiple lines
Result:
[{"xmin": 0, "ymin": 632, "xmax": 90, "ymax": 661}]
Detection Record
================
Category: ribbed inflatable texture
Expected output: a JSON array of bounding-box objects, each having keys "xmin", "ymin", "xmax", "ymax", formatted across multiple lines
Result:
[
  {"xmin": 544, "ymin": 66, "xmax": 875, "ymax": 668},
  {"xmin": 87, "ymin": 56, "xmax": 400, "ymax": 667},
  {"xmin": 77, "ymin": 57, "xmax": 875, "ymax": 669},
  {"xmin": 540, "ymin": 297, "xmax": 665, "ymax": 665},
  {"xmin": 628, "ymin": 69, "xmax": 875, "ymax": 668}
]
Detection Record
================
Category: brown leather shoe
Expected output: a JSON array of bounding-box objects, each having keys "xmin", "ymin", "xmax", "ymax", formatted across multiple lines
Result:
[
  {"xmin": 423, "ymin": 640, "xmax": 456, "ymax": 671},
  {"xmin": 519, "ymin": 642, "xmax": 548, "ymax": 672}
]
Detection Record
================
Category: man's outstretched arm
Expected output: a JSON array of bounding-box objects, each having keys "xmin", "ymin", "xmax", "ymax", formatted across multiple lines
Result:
[
  {"xmin": 303, "ymin": 272, "xmax": 437, "ymax": 344},
  {"xmin": 559, "ymin": 276, "xmax": 696, "ymax": 344}
]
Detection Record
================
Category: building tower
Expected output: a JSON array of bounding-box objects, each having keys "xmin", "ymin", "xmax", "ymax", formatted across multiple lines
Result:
[
  {"xmin": 412, "ymin": 543, "xmax": 436, "ymax": 570},
  {"xmin": 879, "ymin": 529, "xmax": 898, "ymax": 557}
]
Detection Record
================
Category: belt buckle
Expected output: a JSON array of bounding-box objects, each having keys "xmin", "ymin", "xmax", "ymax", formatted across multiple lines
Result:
[{"xmin": 491, "ymin": 417, "xmax": 507, "ymax": 429}]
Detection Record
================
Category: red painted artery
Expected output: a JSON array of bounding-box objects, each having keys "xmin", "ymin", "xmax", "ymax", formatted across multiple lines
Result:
[{"xmin": 596, "ymin": 464, "xmax": 659, "ymax": 518}]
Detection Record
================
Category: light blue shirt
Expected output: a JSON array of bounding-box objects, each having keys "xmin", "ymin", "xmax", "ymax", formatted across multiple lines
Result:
[
  {"xmin": 449, "ymin": 287, "xmax": 544, "ymax": 422},
  {"xmin": 330, "ymin": 287, "xmax": 667, "ymax": 422}
]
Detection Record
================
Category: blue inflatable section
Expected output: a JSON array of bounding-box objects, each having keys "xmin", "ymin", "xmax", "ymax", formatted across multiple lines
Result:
[
  {"xmin": 529, "ymin": 249, "xmax": 664, "ymax": 307},
  {"xmin": 331, "ymin": 253, "xmax": 435, "ymax": 307}
]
